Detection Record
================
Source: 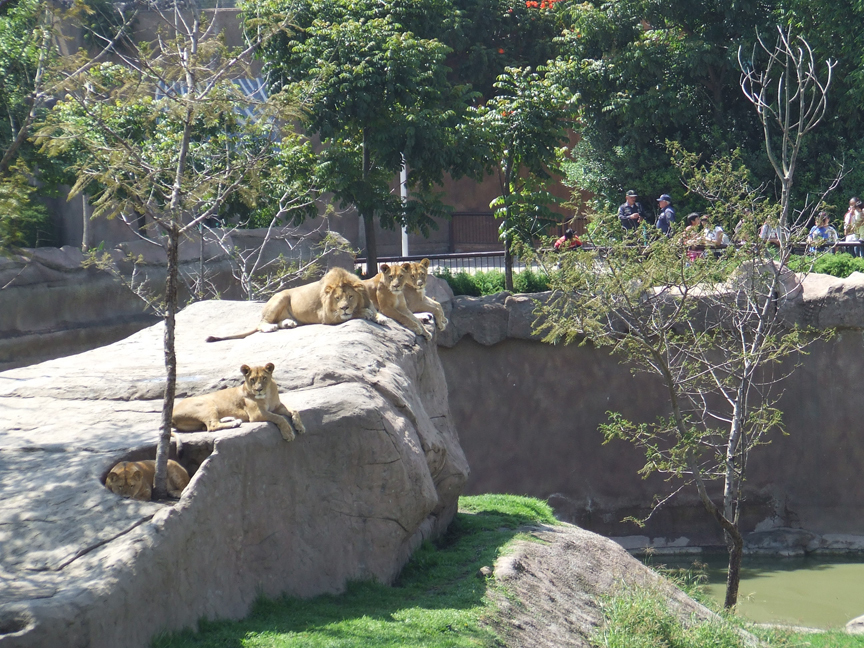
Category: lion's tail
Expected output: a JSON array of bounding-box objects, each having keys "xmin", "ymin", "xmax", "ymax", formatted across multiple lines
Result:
[{"xmin": 205, "ymin": 329, "xmax": 259, "ymax": 343}]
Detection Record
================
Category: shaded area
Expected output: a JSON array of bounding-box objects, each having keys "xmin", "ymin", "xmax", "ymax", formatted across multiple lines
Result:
[{"xmin": 152, "ymin": 496, "xmax": 556, "ymax": 648}]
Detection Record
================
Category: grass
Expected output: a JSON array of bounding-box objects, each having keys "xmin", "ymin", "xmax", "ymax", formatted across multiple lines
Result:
[
  {"xmin": 433, "ymin": 269, "xmax": 550, "ymax": 296},
  {"xmin": 152, "ymin": 494, "xmax": 557, "ymax": 648},
  {"xmin": 152, "ymin": 494, "xmax": 864, "ymax": 648}
]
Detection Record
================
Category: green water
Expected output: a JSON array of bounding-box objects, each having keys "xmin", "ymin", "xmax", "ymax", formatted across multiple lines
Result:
[{"xmin": 649, "ymin": 555, "xmax": 864, "ymax": 629}]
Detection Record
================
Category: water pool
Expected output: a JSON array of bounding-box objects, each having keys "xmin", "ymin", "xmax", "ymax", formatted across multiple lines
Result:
[{"xmin": 647, "ymin": 555, "xmax": 864, "ymax": 629}]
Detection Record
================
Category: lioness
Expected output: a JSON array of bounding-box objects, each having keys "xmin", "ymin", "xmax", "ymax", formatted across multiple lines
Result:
[
  {"xmin": 172, "ymin": 363, "xmax": 305, "ymax": 441},
  {"xmin": 404, "ymin": 258, "xmax": 448, "ymax": 331},
  {"xmin": 364, "ymin": 263, "xmax": 432, "ymax": 340},
  {"xmin": 206, "ymin": 267, "xmax": 376, "ymax": 343},
  {"xmin": 106, "ymin": 459, "xmax": 190, "ymax": 501}
]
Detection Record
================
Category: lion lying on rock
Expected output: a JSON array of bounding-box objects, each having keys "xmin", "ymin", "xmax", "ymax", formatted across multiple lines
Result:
[
  {"xmin": 364, "ymin": 263, "xmax": 432, "ymax": 340},
  {"xmin": 106, "ymin": 459, "xmax": 190, "ymax": 501},
  {"xmin": 172, "ymin": 363, "xmax": 305, "ymax": 441},
  {"xmin": 404, "ymin": 258, "xmax": 448, "ymax": 332},
  {"xmin": 206, "ymin": 267, "xmax": 375, "ymax": 343}
]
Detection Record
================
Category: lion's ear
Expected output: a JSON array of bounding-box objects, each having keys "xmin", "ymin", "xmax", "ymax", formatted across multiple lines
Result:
[
  {"xmin": 420, "ymin": 258, "xmax": 430, "ymax": 268},
  {"xmin": 241, "ymin": 364, "xmax": 251, "ymax": 376},
  {"xmin": 324, "ymin": 285, "xmax": 334, "ymax": 294},
  {"xmin": 380, "ymin": 264, "xmax": 390, "ymax": 273},
  {"xmin": 401, "ymin": 262, "xmax": 412, "ymax": 271},
  {"xmin": 265, "ymin": 362, "xmax": 275, "ymax": 373}
]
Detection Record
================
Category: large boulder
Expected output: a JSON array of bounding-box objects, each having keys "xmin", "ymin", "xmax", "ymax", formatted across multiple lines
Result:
[{"xmin": 0, "ymin": 301, "xmax": 468, "ymax": 648}]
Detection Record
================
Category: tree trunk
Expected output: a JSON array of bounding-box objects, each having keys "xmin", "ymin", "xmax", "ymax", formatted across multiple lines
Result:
[
  {"xmin": 81, "ymin": 193, "xmax": 91, "ymax": 253},
  {"xmin": 504, "ymin": 235, "xmax": 514, "ymax": 291},
  {"xmin": 153, "ymin": 228, "xmax": 179, "ymax": 500},
  {"xmin": 363, "ymin": 210, "xmax": 378, "ymax": 278},
  {"xmin": 361, "ymin": 128, "xmax": 378, "ymax": 278},
  {"xmin": 724, "ymin": 526, "xmax": 745, "ymax": 608}
]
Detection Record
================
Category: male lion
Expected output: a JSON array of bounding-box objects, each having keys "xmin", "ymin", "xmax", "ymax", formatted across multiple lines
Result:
[
  {"xmin": 172, "ymin": 363, "xmax": 306, "ymax": 441},
  {"xmin": 206, "ymin": 267, "xmax": 375, "ymax": 343},
  {"xmin": 404, "ymin": 258, "xmax": 448, "ymax": 331},
  {"xmin": 364, "ymin": 263, "xmax": 432, "ymax": 340},
  {"xmin": 106, "ymin": 459, "xmax": 190, "ymax": 501}
]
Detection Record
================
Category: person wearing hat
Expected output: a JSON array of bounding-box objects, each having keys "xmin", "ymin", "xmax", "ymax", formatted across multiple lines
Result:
[
  {"xmin": 656, "ymin": 194, "xmax": 675, "ymax": 236},
  {"xmin": 618, "ymin": 190, "xmax": 645, "ymax": 231}
]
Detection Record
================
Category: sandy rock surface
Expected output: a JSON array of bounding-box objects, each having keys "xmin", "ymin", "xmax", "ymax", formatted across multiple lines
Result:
[{"xmin": 0, "ymin": 300, "xmax": 468, "ymax": 648}]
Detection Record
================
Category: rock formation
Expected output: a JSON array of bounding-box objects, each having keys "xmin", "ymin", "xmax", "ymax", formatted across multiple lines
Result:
[{"xmin": 0, "ymin": 300, "xmax": 468, "ymax": 648}]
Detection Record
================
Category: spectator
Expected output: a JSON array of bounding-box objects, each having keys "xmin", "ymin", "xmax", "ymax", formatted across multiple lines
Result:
[
  {"xmin": 807, "ymin": 211, "xmax": 838, "ymax": 253},
  {"xmin": 759, "ymin": 219, "xmax": 781, "ymax": 247},
  {"xmin": 554, "ymin": 228, "xmax": 581, "ymax": 251},
  {"xmin": 618, "ymin": 190, "xmax": 645, "ymax": 231},
  {"xmin": 655, "ymin": 194, "xmax": 675, "ymax": 236},
  {"xmin": 843, "ymin": 197, "xmax": 863, "ymax": 257},
  {"xmin": 684, "ymin": 212, "xmax": 705, "ymax": 260}
]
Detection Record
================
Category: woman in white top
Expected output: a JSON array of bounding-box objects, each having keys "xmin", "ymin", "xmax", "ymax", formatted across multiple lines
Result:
[{"xmin": 843, "ymin": 196, "xmax": 863, "ymax": 257}]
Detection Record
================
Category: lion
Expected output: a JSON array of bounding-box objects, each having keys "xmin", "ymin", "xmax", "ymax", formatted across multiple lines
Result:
[
  {"xmin": 172, "ymin": 363, "xmax": 306, "ymax": 441},
  {"xmin": 206, "ymin": 267, "xmax": 376, "ymax": 343},
  {"xmin": 404, "ymin": 258, "xmax": 448, "ymax": 331},
  {"xmin": 105, "ymin": 459, "xmax": 190, "ymax": 501},
  {"xmin": 364, "ymin": 263, "xmax": 432, "ymax": 340}
]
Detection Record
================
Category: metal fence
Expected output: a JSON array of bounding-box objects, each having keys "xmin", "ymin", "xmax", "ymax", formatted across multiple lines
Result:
[{"xmin": 354, "ymin": 251, "xmax": 544, "ymax": 276}]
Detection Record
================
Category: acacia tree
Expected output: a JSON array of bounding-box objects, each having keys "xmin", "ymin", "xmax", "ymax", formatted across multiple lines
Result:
[
  {"xmin": 471, "ymin": 66, "xmax": 574, "ymax": 290},
  {"xmin": 38, "ymin": 0, "xmax": 312, "ymax": 498},
  {"xmin": 536, "ymin": 150, "xmax": 825, "ymax": 607}
]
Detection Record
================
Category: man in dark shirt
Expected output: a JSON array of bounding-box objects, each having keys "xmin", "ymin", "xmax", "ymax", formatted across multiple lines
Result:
[
  {"xmin": 618, "ymin": 190, "xmax": 645, "ymax": 231},
  {"xmin": 656, "ymin": 194, "xmax": 675, "ymax": 236}
]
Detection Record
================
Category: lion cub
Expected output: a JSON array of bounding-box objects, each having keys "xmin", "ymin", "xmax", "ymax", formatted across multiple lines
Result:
[
  {"xmin": 404, "ymin": 259, "xmax": 448, "ymax": 331},
  {"xmin": 106, "ymin": 459, "xmax": 190, "ymax": 501},
  {"xmin": 172, "ymin": 363, "xmax": 306, "ymax": 441},
  {"xmin": 364, "ymin": 263, "xmax": 432, "ymax": 340}
]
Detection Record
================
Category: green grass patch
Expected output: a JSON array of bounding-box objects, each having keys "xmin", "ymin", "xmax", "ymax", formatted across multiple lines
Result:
[
  {"xmin": 152, "ymin": 495, "xmax": 556, "ymax": 648},
  {"xmin": 434, "ymin": 269, "xmax": 550, "ymax": 296}
]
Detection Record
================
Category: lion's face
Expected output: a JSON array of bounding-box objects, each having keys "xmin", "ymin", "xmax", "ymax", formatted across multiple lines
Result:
[
  {"xmin": 242, "ymin": 363, "xmax": 275, "ymax": 400},
  {"xmin": 323, "ymin": 284, "xmax": 361, "ymax": 320},
  {"xmin": 106, "ymin": 463, "xmax": 144, "ymax": 498},
  {"xmin": 409, "ymin": 259, "xmax": 431, "ymax": 292},
  {"xmin": 380, "ymin": 263, "xmax": 413, "ymax": 293}
]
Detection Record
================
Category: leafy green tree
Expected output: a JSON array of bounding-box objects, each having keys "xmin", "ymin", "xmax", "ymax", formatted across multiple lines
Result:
[
  {"xmin": 471, "ymin": 66, "xmax": 574, "ymax": 290},
  {"xmin": 38, "ymin": 0, "xmax": 311, "ymax": 497},
  {"xmin": 536, "ymin": 150, "xmax": 822, "ymax": 607},
  {"xmin": 550, "ymin": 0, "xmax": 773, "ymax": 208},
  {"xmin": 251, "ymin": 0, "xmax": 477, "ymax": 275}
]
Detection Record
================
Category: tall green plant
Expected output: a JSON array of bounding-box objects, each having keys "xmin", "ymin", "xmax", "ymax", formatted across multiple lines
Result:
[{"xmin": 536, "ymin": 152, "xmax": 825, "ymax": 609}]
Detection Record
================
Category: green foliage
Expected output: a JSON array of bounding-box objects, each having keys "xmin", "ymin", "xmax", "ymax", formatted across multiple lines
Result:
[
  {"xmin": 788, "ymin": 252, "xmax": 864, "ymax": 278},
  {"xmin": 151, "ymin": 494, "xmax": 556, "ymax": 648},
  {"xmin": 590, "ymin": 586, "xmax": 751, "ymax": 648},
  {"xmin": 434, "ymin": 268, "xmax": 549, "ymax": 296},
  {"xmin": 471, "ymin": 66, "xmax": 575, "ymax": 251},
  {"xmin": 550, "ymin": 0, "xmax": 771, "ymax": 209}
]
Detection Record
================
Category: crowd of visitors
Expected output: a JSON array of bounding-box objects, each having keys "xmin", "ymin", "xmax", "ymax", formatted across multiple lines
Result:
[{"xmin": 555, "ymin": 189, "xmax": 862, "ymax": 258}]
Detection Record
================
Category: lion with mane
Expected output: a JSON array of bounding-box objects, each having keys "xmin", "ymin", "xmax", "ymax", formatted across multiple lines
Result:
[{"xmin": 206, "ymin": 267, "xmax": 375, "ymax": 343}]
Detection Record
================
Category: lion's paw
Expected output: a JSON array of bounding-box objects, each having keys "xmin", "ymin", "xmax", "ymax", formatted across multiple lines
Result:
[
  {"xmin": 220, "ymin": 417, "xmax": 242, "ymax": 428},
  {"xmin": 278, "ymin": 319, "xmax": 298, "ymax": 330},
  {"xmin": 259, "ymin": 322, "xmax": 279, "ymax": 333},
  {"xmin": 436, "ymin": 316, "xmax": 449, "ymax": 331},
  {"xmin": 375, "ymin": 312, "xmax": 390, "ymax": 325}
]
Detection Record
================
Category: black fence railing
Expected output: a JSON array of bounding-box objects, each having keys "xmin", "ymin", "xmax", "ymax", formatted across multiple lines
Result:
[{"xmin": 355, "ymin": 240, "xmax": 853, "ymax": 276}]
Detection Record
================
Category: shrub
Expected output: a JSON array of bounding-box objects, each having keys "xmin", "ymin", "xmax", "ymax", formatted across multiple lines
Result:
[
  {"xmin": 435, "ymin": 268, "xmax": 549, "ymax": 296},
  {"xmin": 788, "ymin": 252, "xmax": 864, "ymax": 278}
]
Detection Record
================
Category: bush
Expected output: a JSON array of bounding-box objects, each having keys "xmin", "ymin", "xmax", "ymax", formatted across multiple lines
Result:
[
  {"xmin": 788, "ymin": 252, "xmax": 864, "ymax": 278},
  {"xmin": 435, "ymin": 268, "xmax": 549, "ymax": 296}
]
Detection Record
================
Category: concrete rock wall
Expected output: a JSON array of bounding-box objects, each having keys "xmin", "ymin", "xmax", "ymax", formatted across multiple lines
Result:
[
  {"xmin": 435, "ymin": 273, "xmax": 864, "ymax": 555},
  {"xmin": 0, "ymin": 301, "xmax": 467, "ymax": 648}
]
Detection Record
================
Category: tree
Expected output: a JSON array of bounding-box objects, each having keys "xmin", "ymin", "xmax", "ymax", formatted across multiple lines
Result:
[
  {"xmin": 471, "ymin": 66, "xmax": 574, "ymax": 290},
  {"xmin": 536, "ymin": 142, "xmax": 840, "ymax": 607},
  {"xmin": 37, "ymin": 0, "xmax": 312, "ymax": 498},
  {"xmin": 549, "ymin": 0, "xmax": 773, "ymax": 208},
  {"xmin": 251, "ymin": 0, "xmax": 473, "ymax": 276},
  {"xmin": 739, "ymin": 26, "xmax": 835, "ymax": 232}
]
